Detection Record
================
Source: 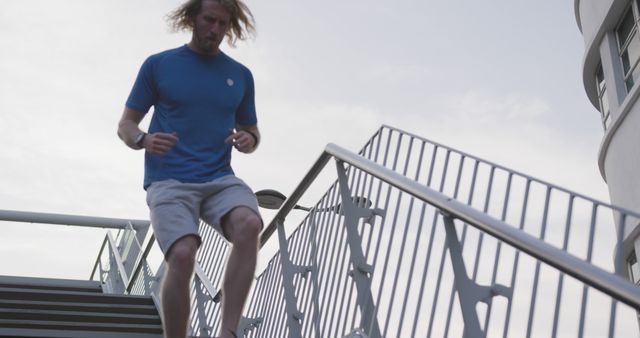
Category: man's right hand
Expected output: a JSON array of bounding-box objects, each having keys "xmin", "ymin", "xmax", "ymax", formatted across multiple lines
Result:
[{"xmin": 143, "ymin": 132, "xmax": 179, "ymax": 156}]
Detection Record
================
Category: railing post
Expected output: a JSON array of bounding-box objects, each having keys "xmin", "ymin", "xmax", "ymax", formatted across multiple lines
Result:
[
  {"xmin": 277, "ymin": 219, "xmax": 312, "ymax": 338},
  {"xmin": 335, "ymin": 160, "xmax": 384, "ymax": 338},
  {"xmin": 194, "ymin": 275, "xmax": 212, "ymax": 337},
  {"xmin": 441, "ymin": 211, "xmax": 512, "ymax": 338}
]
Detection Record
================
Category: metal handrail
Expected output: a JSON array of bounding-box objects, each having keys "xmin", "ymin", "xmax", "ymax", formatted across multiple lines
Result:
[
  {"xmin": 327, "ymin": 143, "xmax": 640, "ymax": 309},
  {"xmin": 0, "ymin": 209, "xmax": 151, "ymax": 288},
  {"xmin": 0, "ymin": 209, "xmax": 150, "ymax": 230},
  {"xmin": 259, "ymin": 151, "xmax": 332, "ymax": 247},
  {"xmin": 260, "ymin": 143, "xmax": 640, "ymax": 311}
]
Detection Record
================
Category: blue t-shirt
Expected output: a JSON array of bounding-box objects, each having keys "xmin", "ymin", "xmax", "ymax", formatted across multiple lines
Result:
[{"xmin": 126, "ymin": 45, "xmax": 257, "ymax": 189}]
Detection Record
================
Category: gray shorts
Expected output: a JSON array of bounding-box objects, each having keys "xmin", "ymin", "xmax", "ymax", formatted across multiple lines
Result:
[{"xmin": 145, "ymin": 175, "xmax": 262, "ymax": 255}]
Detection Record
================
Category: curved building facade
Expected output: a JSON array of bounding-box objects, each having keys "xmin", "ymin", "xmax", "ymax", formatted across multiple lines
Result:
[{"xmin": 576, "ymin": 0, "xmax": 640, "ymax": 285}]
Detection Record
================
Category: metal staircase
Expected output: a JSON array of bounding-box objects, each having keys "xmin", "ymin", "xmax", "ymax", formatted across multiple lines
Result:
[
  {"xmin": 1, "ymin": 125, "xmax": 639, "ymax": 337},
  {"xmin": 0, "ymin": 275, "xmax": 162, "ymax": 338}
]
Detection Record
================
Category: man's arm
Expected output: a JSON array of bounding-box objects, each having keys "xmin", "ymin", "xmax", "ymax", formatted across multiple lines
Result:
[
  {"xmin": 225, "ymin": 124, "xmax": 260, "ymax": 154},
  {"xmin": 117, "ymin": 107, "xmax": 146, "ymax": 149},
  {"xmin": 117, "ymin": 107, "xmax": 178, "ymax": 155}
]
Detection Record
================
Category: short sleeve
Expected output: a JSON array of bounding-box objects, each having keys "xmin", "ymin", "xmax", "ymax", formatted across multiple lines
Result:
[
  {"xmin": 125, "ymin": 57, "xmax": 158, "ymax": 114},
  {"xmin": 236, "ymin": 66, "xmax": 257, "ymax": 125}
]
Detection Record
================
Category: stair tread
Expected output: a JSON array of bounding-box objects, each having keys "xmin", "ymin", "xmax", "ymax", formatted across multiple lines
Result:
[
  {"xmin": 0, "ymin": 275, "xmax": 102, "ymax": 293},
  {"xmin": 0, "ymin": 287, "xmax": 154, "ymax": 305},
  {"xmin": 0, "ymin": 299, "xmax": 157, "ymax": 314},
  {"xmin": 0, "ymin": 327, "xmax": 163, "ymax": 338},
  {"xmin": 0, "ymin": 319, "xmax": 163, "ymax": 333},
  {"xmin": 0, "ymin": 308, "xmax": 161, "ymax": 323}
]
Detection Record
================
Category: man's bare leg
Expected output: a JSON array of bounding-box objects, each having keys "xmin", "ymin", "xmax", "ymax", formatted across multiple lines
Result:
[
  {"xmin": 161, "ymin": 235, "xmax": 200, "ymax": 338},
  {"xmin": 219, "ymin": 207, "xmax": 261, "ymax": 337}
]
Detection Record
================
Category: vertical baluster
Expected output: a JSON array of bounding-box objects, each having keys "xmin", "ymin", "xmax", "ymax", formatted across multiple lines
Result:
[
  {"xmin": 262, "ymin": 259, "xmax": 282, "ymax": 336},
  {"xmin": 502, "ymin": 178, "xmax": 530, "ymax": 338},
  {"xmin": 551, "ymin": 195, "xmax": 574, "ymax": 338},
  {"xmin": 525, "ymin": 186, "xmax": 551, "ymax": 338},
  {"xmin": 397, "ymin": 140, "xmax": 427, "ymax": 337},
  {"xmin": 608, "ymin": 210, "xmax": 628, "ymax": 338},
  {"xmin": 577, "ymin": 204, "xmax": 598, "ymax": 338},
  {"xmin": 426, "ymin": 149, "xmax": 453, "ymax": 338},
  {"xmin": 381, "ymin": 136, "xmax": 415, "ymax": 337},
  {"xmin": 411, "ymin": 144, "xmax": 441, "ymax": 336},
  {"xmin": 364, "ymin": 130, "xmax": 399, "ymax": 335},
  {"xmin": 483, "ymin": 172, "xmax": 513, "ymax": 335},
  {"xmin": 318, "ymin": 186, "xmax": 343, "ymax": 335},
  {"xmin": 324, "ymin": 194, "xmax": 350, "ymax": 337},
  {"xmin": 306, "ymin": 211, "xmax": 322, "ymax": 338}
]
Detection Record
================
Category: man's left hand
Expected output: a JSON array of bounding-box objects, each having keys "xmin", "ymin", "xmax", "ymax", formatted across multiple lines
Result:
[{"xmin": 224, "ymin": 128, "xmax": 256, "ymax": 153}]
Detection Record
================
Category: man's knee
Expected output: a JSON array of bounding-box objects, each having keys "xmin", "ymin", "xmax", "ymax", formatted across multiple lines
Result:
[
  {"xmin": 224, "ymin": 208, "xmax": 262, "ymax": 244},
  {"xmin": 166, "ymin": 235, "xmax": 199, "ymax": 273}
]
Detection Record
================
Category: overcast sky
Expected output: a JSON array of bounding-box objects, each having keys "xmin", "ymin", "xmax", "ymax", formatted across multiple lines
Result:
[{"xmin": 0, "ymin": 0, "xmax": 610, "ymax": 279}]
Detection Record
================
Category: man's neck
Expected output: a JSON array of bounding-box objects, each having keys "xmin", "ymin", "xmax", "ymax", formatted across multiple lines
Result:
[{"xmin": 187, "ymin": 41, "xmax": 220, "ymax": 56}]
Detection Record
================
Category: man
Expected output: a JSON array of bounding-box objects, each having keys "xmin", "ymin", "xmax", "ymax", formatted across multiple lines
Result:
[{"xmin": 117, "ymin": 1, "xmax": 261, "ymax": 337}]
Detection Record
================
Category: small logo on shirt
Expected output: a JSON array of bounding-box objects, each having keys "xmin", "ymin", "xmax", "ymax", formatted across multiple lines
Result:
[{"xmin": 227, "ymin": 78, "xmax": 234, "ymax": 87}]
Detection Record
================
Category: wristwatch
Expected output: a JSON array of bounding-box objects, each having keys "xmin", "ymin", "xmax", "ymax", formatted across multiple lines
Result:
[{"xmin": 134, "ymin": 132, "xmax": 146, "ymax": 149}]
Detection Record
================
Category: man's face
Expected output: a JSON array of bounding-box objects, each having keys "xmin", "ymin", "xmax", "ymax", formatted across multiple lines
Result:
[{"xmin": 192, "ymin": 0, "xmax": 231, "ymax": 54}]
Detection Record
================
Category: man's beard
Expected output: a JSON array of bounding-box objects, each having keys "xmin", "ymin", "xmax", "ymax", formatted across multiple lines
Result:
[
  {"xmin": 194, "ymin": 26, "xmax": 219, "ymax": 53},
  {"xmin": 199, "ymin": 38, "xmax": 215, "ymax": 52}
]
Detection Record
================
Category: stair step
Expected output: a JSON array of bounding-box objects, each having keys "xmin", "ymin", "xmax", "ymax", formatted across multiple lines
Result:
[
  {"xmin": 0, "ymin": 275, "xmax": 102, "ymax": 293},
  {"xmin": 0, "ymin": 287, "xmax": 154, "ymax": 305},
  {"xmin": 0, "ymin": 319, "xmax": 163, "ymax": 334},
  {"xmin": 0, "ymin": 299, "xmax": 157, "ymax": 315},
  {"xmin": 0, "ymin": 276, "xmax": 163, "ymax": 337},
  {"xmin": 0, "ymin": 308, "xmax": 161, "ymax": 325},
  {"xmin": 0, "ymin": 327, "xmax": 163, "ymax": 338}
]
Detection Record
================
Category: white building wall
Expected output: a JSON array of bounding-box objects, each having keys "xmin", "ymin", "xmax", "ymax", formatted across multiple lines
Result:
[
  {"xmin": 577, "ymin": 0, "xmax": 640, "ymax": 280},
  {"xmin": 577, "ymin": 0, "xmax": 615, "ymax": 44},
  {"xmin": 604, "ymin": 104, "xmax": 640, "ymax": 236}
]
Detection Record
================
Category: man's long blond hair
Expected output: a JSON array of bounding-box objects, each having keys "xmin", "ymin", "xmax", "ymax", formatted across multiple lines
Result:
[{"xmin": 167, "ymin": 0, "xmax": 255, "ymax": 47}]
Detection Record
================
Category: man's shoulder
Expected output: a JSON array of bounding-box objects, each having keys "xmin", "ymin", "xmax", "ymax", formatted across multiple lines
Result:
[
  {"xmin": 146, "ymin": 46, "xmax": 187, "ymax": 62},
  {"xmin": 219, "ymin": 52, "xmax": 252, "ymax": 75}
]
